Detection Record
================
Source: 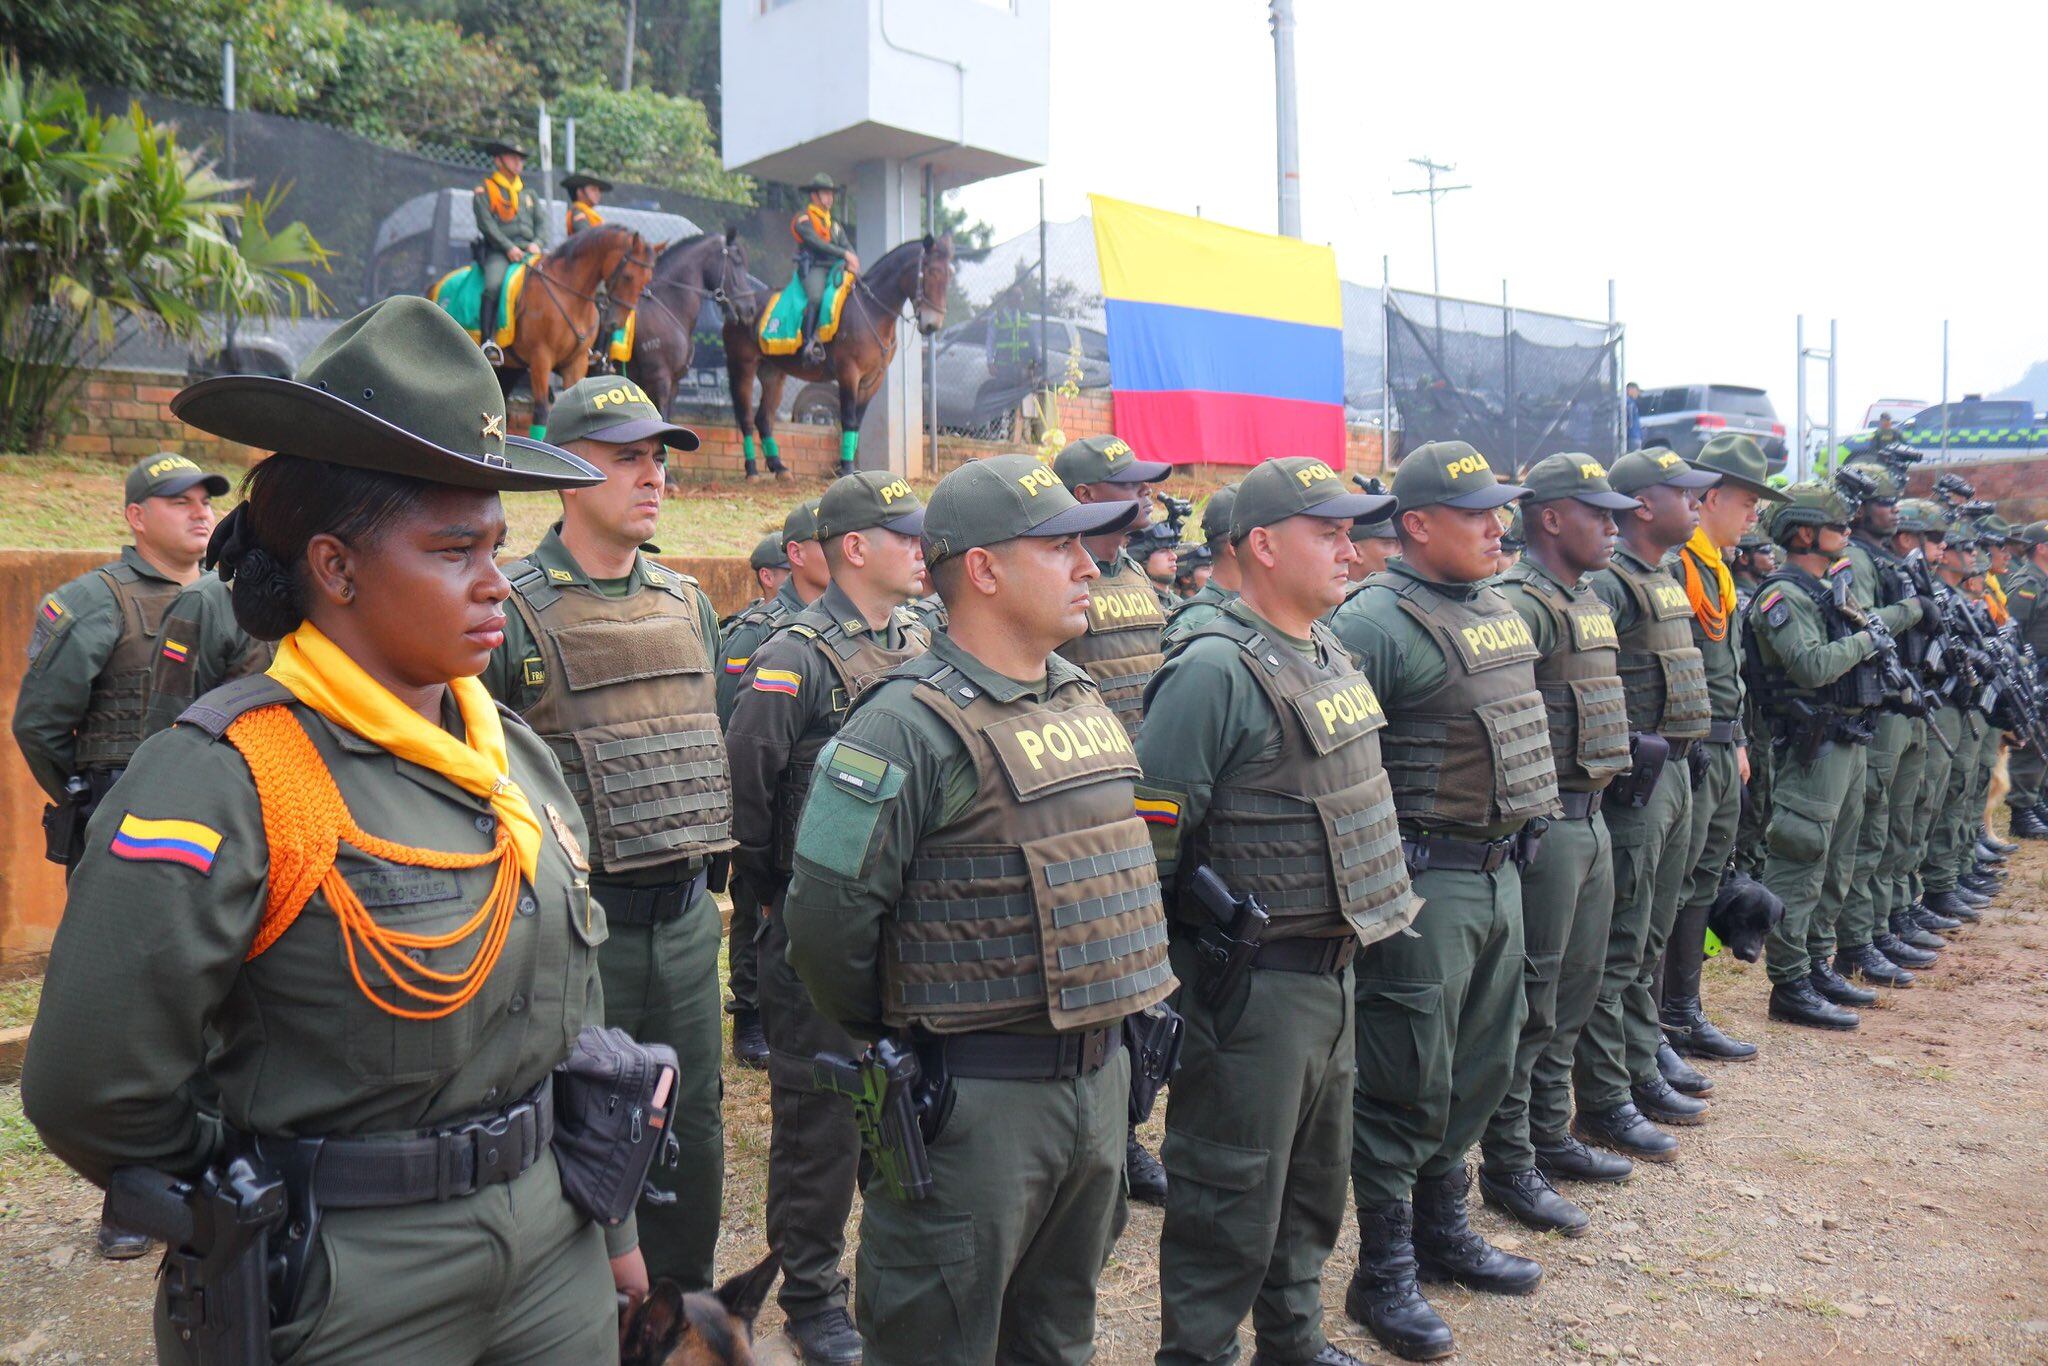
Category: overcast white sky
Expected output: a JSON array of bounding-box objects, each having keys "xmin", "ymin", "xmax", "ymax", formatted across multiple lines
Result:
[{"xmin": 951, "ymin": 0, "xmax": 2048, "ymax": 440}]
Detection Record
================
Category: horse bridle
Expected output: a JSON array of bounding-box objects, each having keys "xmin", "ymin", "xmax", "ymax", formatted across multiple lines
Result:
[
  {"xmin": 849, "ymin": 239, "xmax": 946, "ymax": 361},
  {"xmin": 529, "ymin": 230, "xmax": 655, "ymax": 352}
]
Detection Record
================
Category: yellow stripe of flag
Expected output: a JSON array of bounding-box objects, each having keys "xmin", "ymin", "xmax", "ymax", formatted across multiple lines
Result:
[{"xmin": 1090, "ymin": 194, "xmax": 1342, "ymax": 329}]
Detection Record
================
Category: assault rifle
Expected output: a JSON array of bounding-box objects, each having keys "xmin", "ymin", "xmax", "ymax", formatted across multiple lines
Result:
[{"xmin": 1831, "ymin": 568, "xmax": 1954, "ymax": 757}]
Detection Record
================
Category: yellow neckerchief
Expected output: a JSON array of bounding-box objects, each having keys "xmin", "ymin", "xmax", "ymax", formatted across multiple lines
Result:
[
  {"xmin": 267, "ymin": 621, "xmax": 543, "ymax": 881},
  {"xmin": 795, "ymin": 203, "xmax": 833, "ymax": 246},
  {"xmin": 483, "ymin": 171, "xmax": 523, "ymax": 221},
  {"xmin": 1679, "ymin": 528, "xmax": 1736, "ymax": 642},
  {"xmin": 1987, "ymin": 572, "xmax": 2010, "ymax": 625},
  {"xmin": 568, "ymin": 200, "xmax": 603, "ymax": 232}
]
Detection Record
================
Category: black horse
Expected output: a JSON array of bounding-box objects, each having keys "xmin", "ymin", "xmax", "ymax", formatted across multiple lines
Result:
[{"xmin": 617, "ymin": 229, "xmax": 756, "ymax": 416}]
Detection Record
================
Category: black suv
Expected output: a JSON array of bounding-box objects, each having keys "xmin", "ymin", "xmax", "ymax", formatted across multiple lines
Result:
[{"xmin": 1637, "ymin": 384, "xmax": 1787, "ymax": 465}]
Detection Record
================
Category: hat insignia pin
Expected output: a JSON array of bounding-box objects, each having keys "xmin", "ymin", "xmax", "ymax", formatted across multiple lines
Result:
[{"xmin": 481, "ymin": 411, "xmax": 506, "ymax": 441}]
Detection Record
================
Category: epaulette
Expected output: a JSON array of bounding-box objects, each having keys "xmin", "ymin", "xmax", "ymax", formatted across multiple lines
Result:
[{"xmin": 177, "ymin": 675, "xmax": 296, "ymax": 738}]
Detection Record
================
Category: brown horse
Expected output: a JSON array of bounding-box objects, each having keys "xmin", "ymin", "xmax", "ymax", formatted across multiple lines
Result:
[
  {"xmin": 619, "ymin": 1252, "xmax": 780, "ymax": 1366},
  {"xmin": 725, "ymin": 234, "xmax": 952, "ymax": 477},
  {"xmin": 623, "ymin": 230, "xmax": 756, "ymax": 415},
  {"xmin": 501, "ymin": 222, "xmax": 655, "ymax": 438}
]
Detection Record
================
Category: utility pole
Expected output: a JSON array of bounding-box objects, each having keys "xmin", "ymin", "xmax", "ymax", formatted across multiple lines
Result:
[
  {"xmin": 1394, "ymin": 156, "xmax": 1468, "ymax": 345},
  {"xmin": 620, "ymin": 0, "xmax": 637, "ymax": 91},
  {"xmin": 1270, "ymin": 0, "xmax": 1302, "ymax": 238}
]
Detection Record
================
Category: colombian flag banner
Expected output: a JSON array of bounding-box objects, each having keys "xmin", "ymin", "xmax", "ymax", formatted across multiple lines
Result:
[{"xmin": 1090, "ymin": 195, "xmax": 1345, "ymax": 469}]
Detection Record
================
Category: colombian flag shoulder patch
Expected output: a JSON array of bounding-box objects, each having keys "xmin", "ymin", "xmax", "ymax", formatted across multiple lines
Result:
[
  {"xmin": 724, "ymin": 655, "xmax": 752, "ymax": 676},
  {"xmin": 110, "ymin": 814, "xmax": 222, "ymax": 875},
  {"xmin": 1135, "ymin": 796, "xmax": 1181, "ymax": 827},
  {"xmin": 161, "ymin": 638, "xmax": 191, "ymax": 664},
  {"xmin": 752, "ymin": 667, "xmax": 802, "ymax": 697}
]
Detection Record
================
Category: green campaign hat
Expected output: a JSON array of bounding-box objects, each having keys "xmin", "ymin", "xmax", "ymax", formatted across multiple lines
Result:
[
  {"xmin": 172, "ymin": 296, "xmax": 600, "ymax": 492},
  {"xmin": 545, "ymin": 375, "xmax": 700, "ymax": 450},
  {"xmin": 1053, "ymin": 434, "xmax": 1173, "ymax": 488},
  {"xmin": 804, "ymin": 173, "xmax": 839, "ymax": 191},
  {"xmin": 1229, "ymin": 457, "xmax": 1394, "ymax": 540},
  {"xmin": 1608, "ymin": 447, "xmax": 1721, "ymax": 495},
  {"xmin": 124, "ymin": 452, "xmax": 229, "ymax": 505},
  {"xmin": 1693, "ymin": 433, "xmax": 1787, "ymax": 502},
  {"xmin": 922, "ymin": 454, "xmax": 1139, "ymax": 566},
  {"xmin": 749, "ymin": 532, "xmax": 790, "ymax": 571},
  {"xmin": 1200, "ymin": 484, "xmax": 1239, "ymax": 543},
  {"xmin": 1518, "ymin": 452, "xmax": 1640, "ymax": 510},
  {"xmin": 1391, "ymin": 441, "xmax": 1527, "ymax": 512},
  {"xmin": 782, "ymin": 498, "xmax": 823, "ymax": 547},
  {"xmin": 561, "ymin": 172, "xmax": 612, "ymax": 194},
  {"xmin": 480, "ymin": 138, "xmax": 529, "ymax": 159},
  {"xmin": 2017, "ymin": 520, "xmax": 2048, "ymax": 547},
  {"xmin": 817, "ymin": 470, "xmax": 926, "ymax": 539}
]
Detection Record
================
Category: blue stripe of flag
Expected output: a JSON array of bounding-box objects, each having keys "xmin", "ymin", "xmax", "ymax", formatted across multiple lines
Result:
[{"xmin": 1104, "ymin": 299, "xmax": 1343, "ymax": 404}]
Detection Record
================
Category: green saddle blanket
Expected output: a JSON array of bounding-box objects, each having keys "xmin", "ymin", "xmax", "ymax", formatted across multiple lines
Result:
[
  {"xmin": 428, "ymin": 262, "xmax": 524, "ymax": 344},
  {"xmin": 758, "ymin": 263, "xmax": 850, "ymax": 356}
]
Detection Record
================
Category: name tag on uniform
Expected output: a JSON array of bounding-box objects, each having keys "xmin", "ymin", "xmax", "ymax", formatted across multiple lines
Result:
[{"xmin": 343, "ymin": 866, "xmax": 463, "ymax": 909}]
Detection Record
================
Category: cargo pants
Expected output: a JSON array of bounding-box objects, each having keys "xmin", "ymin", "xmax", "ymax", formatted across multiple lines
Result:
[
  {"xmin": 1762, "ymin": 740, "xmax": 1868, "ymax": 984},
  {"xmin": 1912, "ymin": 705, "xmax": 1962, "ymax": 897},
  {"xmin": 1663, "ymin": 740, "xmax": 1741, "ymax": 1011},
  {"xmin": 1834, "ymin": 710, "xmax": 1922, "ymax": 953}
]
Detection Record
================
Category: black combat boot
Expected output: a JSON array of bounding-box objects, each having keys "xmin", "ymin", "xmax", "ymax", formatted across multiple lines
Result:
[
  {"xmin": 1810, "ymin": 956, "xmax": 1877, "ymax": 1006},
  {"xmin": 1891, "ymin": 909, "xmax": 1947, "ymax": 951},
  {"xmin": 1479, "ymin": 1166, "xmax": 1590, "ymax": 1237},
  {"xmin": 1961, "ymin": 868, "xmax": 2002, "ymax": 895},
  {"xmin": 1915, "ymin": 902, "xmax": 1964, "ymax": 932},
  {"xmin": 1655, "ymin": 1039, "xmax": 1714, "ymax": 1096},
  {"xmin": 1946, "ymin": 884, "xmax": 1993, "ymax": 909},
  {"xmin": 1346, "ymin": 1201, "xmax": 1456, "ymax": 1361},
  {"xmin": 1125, "ymin": 1128, "xmax": 1168, "ymax": 1207},
  {"xmin": 1942, "ymin": 891, "xmax": 1985, "ymax": 924},
  {"xmin": 1250, "ymin": 1347, "xmax": 1371, "ymax": 1366},
  {"xmin": 785, "ymin": 1307, "xmax": 862, "ymax": 1365},
  {"xmin": 1411, "ymin": 1167, "xmax": 1544, "ymax": 1295},
  {"xmin": 1572, "ymin": 1104, "xmax": 1678, "ymax": 1163},
  {"xmin": 1981, "ymin": 824, "xmax": 2019, "ymax": 854},
  {"xmin": 1873, "ymin": 928, "xmax": 1937, "ymax": 968},
  {"xmin": 731, "ymin": 1010, "xmax": 769, "ymax": 1069},
  {"xmin": 1836, "ymin": 942, "xmax": 1914, "ymax": 988},
  {"xmin": 2014, "ymin": 806, "xmax": 2048, "ymax": 840},
  {"xmin": 1768, "ymin": 979, "xmax": 1859, "ymax": 1030},
  {"xmin": 1533, "ymin": 1133, "xmax": 1634, "ymax": 1184},
  {"xmin": 1972, "ymin": 841, "xmax": 2009, "ymax": 865},
  {"xmin": 1661, "ymin": 995, "xmax": 1757, "ymax": 1061},
  {"xmin": 1631, "ymin": 1075, "xmax": 1708, "ymax": 1125}
]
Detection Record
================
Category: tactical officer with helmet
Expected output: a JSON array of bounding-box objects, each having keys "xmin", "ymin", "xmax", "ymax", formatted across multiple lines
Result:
[
  {"xmin": 781, "ymin": 454, "xmax": 1172, "ymax": 1364},
  {"xmin": 1934, "ymin": 534, "xmax": 2003, "ymax": 922},
  {"xmin": 1571, "ymin": 448, "xmax": 1719, "ymax": 1158},
  {"xmin": 1162, "ymin": 483, "xmax": 1241, "ymax": 645},
  {"xmin": 1884, "ymin": 498, "xmax": 1963, "ymax": 983},
  {"xmin": 1731, "ymin": 526, "xmax": 1779, "ymax": 880},
  {"xmin": 482, "ymin": 375, "xmax": 731, "ymax": 1292},
  {"xmin": 1138, "ymin": 458, "xmax": 1409, "ymax": 1366},
  {"xmin": 1477, "ymin": 454, "xmax": 1641, "ymax": 1238},
  {"xmin": 1330, "ymin": 442, "xmax": 1559, "ymax": 1363},
  {"xmin": 1746, "ymin": 483, "xmax": 1922, "ymax": 1030},
  {"xmin": 1998, "ymin": 521, "xmax": 2048, "ymax": 835},
  {"xmin": 724, "ymin": 472, "xmax": 931, "ymax": 1364}
]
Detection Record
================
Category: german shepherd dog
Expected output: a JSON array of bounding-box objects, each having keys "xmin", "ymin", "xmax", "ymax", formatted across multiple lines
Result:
[{"xmin": 620, "ymin": 1252, "xmax": 781, "ymax": 1366}]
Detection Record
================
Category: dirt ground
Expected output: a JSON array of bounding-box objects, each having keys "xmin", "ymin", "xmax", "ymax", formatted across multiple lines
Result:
[{"xmin": 6, "ymin": 845, "xmax": 2048, "ymax": 1364}]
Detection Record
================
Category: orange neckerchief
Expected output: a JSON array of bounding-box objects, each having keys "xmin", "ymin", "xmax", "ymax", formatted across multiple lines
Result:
[
  {"xmin": 567, "ymin": 200, "xmax": 603, "ymax": 232},
  {"xmin": 794, "ymin": 203, "xmax": 833, "ymax": 247},
  {"xmin": 1679, "ymin": 528, "xmax": 1736, "ymax": 642},
  {"xmin": 483, "ymin": 171, "xmax": 523, "ymax": 221}
]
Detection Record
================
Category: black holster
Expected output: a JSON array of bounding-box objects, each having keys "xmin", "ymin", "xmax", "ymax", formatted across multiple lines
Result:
[
  {"xmin": 1512, "ymin": 817, "xmax": 1550, "ymax": 871},
  {"xmin": 42, "ymin": 772, "xmax": 105, "ymax": 868},
  {"xmin": 107, "ymin": 1161, "xmax": 285, "ymax": 1365},
  {"xmin": 1610, "ymin": 732, "xmax": 1671, "ymax": 809},
  {"xmin": 1122, "ymin": 1002, "xmax": 1185, "ymax": 1125}
]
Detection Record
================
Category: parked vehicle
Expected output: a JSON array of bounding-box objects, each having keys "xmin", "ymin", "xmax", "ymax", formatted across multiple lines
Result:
[
  {"xmin": 1863, "ymin": 397, "xmax": 1929, "ymax": 429},
  {"xmin": 1838, "ymin": 394, "xmax": 2048, "ymax": 463},
  {"xmin": 1637, "ymin": 383, "xmax": 1788, "ymax": 463},
  {"xmin": 928, "ymin": 313, "xmax": 1111, "ymax": 433}
]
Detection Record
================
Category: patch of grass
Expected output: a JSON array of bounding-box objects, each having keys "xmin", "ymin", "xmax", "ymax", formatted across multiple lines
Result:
[
  {"xmin": 1920, "ymin": 1064, "xmax": 1955, "ymax": 1082},
  {"xmin": 0, "ymin": 1084, "xmax": 61, "ymax": 1187},
  {"xmin": 0, "ymin": 977, "xmax": 38, "ymax": 1030},
  {"xmin": 1791, "ymin": 1292, "xmax": 1843, "ymax": 1319}
]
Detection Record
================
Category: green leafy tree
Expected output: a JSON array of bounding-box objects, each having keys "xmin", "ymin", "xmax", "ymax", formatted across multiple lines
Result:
[
  {"xmin": 0, "ymin": 62, "xmax": 330, "ymax": 449},
  {"xmin": 549, "ymin": 84, "xmax": 751, "ymax": 201},
  {"xmin": 313, "ymin": 10, "xmax": 533, "ymax": 144}
]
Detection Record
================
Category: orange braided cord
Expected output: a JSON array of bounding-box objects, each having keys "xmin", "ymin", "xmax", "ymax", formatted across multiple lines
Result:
[
  {"xmin": 227, "ymin": 705, "xmax": 519, "ymax": 1020},
  {"xmin": 1680, "ymin": 545, "xmax": 1730, "ymax": 643}
]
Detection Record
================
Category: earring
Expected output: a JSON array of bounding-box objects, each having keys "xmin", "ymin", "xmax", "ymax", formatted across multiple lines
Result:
[{"xmin": 340, "ymin": 583, "xmax": 355, "ymax": 602}]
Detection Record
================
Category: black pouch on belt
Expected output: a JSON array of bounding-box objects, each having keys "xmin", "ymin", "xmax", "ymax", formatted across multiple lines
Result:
[
  {"xmin": 551, "ymin": 1025, "xmax": 682, "ymax": 1226},
  {"xmin": 1616, "ymin": 732, "xmax": 1671, "ymax": 809},
  {"xmin": 1123, "ymin": 1001, "xmax": 1185, "ymax": 1125}
]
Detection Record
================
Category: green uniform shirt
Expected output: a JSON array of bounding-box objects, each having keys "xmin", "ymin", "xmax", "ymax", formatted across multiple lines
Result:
[
  {"xmin": 1494, "ymin": 552, "xmax": 1581, "ymax": 658},
  {"xmin": 1666, "ymin": 542, "xmax": 1748, "ymax": 725},
  {"xmin": 1134, "ymin": 599, "xmax": 1317, "ymax": 878},
  {"xmin": 13, "ymin": 546, "xmax": 185, "ymax": 800},
  {"xmin": 2003, "ymin": 561, "xmax": 2048, "ymax": 655},
  {"xmin": 143, "ymin": 573, "xmax": 275, "ymax": 739},
  {"xmin": 1748, "ymin": 567, "xmax": 1883, "ymax": 691},
  {"xmin": 715, "ymin": 579, "xmax": 811, "ymax": 724},
  {"xmin": 473, "ymin": 177, "xmax": 548, "ymax": 260},
  {"xmin": 781, "ymin": 632, "xmax": 1085, "ymax": 1039},
  {"xmin": 21, "ymin": 693, "xmax": 608, "ymax": 1190},
  {"xmin": 792, "ymin": 211, "xmax": 853, "ymax": 262},
  {"xmin": 724, "ymin": 581, "xmax": 915, "ymax": 888},
  {"xmin": 1162, "ymin": 580, "xmax": 1237, "ymax": 647}
]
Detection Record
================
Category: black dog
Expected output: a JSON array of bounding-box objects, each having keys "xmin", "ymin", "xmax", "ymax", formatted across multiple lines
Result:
[
  {"xmin": 1709, "ymin": 871, "xmax": 1784, "ymax": 963},
  {"xmin": 620, "ymin": 1252, "xmax": 781, "ymax": 1366}
]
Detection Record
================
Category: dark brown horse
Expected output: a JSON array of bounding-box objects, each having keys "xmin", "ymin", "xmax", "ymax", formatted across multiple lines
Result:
[
  {"xmin": 619, "ymin": 1252, "xmax": 780, "ymax": 1366},
  {"xmin": 501, "ymin": 223, "xmax": 655, "ymax": 438},
  {"xmin": 621, "ymin": 229, "xmax": 756, "ymax": 416},
  {"xmin": 725, "ymin": 234, "xmax": 952, "ymax": 477}
]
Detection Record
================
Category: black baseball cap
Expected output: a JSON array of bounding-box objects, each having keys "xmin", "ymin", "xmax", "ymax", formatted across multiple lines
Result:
[
  {"xmin": 1229, "ymin": 458, "xmax": 1395, "ymax": 541},
  {"xmin": 1391, "ymin": 441, "xmax": 1528, "ymax": 511},
  {"xmin": 1053, "ymin": 434, "xmax": 1172, "ymax": 487},
  {"xmin": 1518, "ymin": 452, "xmax": 1641, "ymax": 510},
  {"xmin": 922, "ymin": 454, "xmax": 1139, "ymax": 566}
]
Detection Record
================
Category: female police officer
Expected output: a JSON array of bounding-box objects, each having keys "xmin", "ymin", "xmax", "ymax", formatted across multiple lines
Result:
[{"xmin": 23, "ymin": 296, "xmax": 644, "ymax": 1363}]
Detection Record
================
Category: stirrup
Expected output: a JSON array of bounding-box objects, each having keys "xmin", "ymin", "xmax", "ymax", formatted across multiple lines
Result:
[{"xmin": 481, "ymin": 340, "xmax": 505, "ymax": 366}]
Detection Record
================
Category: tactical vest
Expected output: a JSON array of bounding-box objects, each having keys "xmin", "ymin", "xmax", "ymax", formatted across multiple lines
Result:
[
  {"xmin": 506, "ymin": 562, "xmax": 734, "ymax": 874},
  {"xmin": 720, "ymin": 592, "xmax": 793, "ymax": 644},
  {"xmin": 1747, "ymin": 567, "xmax": 1885, "ymax": 716},
  {"xmin": 1500, "ymin": 563, "xmax": 1631, "ymax": 792},
  {"xmin": 1056, "ymin": 555, "xmax": 1166, "ymax": 740},
  {"xmin": 1179, "ymin": 613, "xmax": 1417, "ymax": 946},
  {"xmin": 1850, "ymin": 533, "xmax": 1926, "ymax": 670},
  {"xmin": 768, "ymin": 612, "xmax": 929, "ymax": 872},
  {"xmin": 875, "ymin": 655, "xmax": 1175, "ymax": 1034},
  {"xmin": 77, "ymin": 561, "xmax": 183, "ymax": 771},
  {"xmin": 1376, "ymin": 575, "xmax": 1562, "ymax": 831},
  {"xmin": 1605, "ymin": 553, "xmax": 1712, "ymax": 740}
]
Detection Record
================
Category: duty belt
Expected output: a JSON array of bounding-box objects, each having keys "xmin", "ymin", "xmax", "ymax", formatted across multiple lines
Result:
[
  {"xmin": 1252, "ymin": 935, "xmax": 1355, "ymax": 975},
  {"xmin": 1702, "ymin": 719, "xmax": 1740, "ymax": 745},
  {"xmin": 241, "ymin": 1077, "xmax": 553, "ymax": 1208},
  {"xmin": 1661, "ymin": 734, "xmax": 1695, "ymax": 761},
  {"xmin": 930, "ymin": 1025, "xmax": 1125, "ymax": 1081},
  {"xmin": 1401, "ymin": 831, "xmax": 1518, "ymax": 875},
  {"xmin": 1556, "ymin": 789, "xmax": 1605, "ymax": 821},
  {"xmin": 591, "ymin": 866, "xmax": 708, "ymax": 925}
]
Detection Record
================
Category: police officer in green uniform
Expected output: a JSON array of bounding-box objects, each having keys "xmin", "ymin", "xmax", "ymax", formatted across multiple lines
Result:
[
  {"xmin": 143, "ymin": 568, "xmax": 276, "ymax": 739},
  {"xmin": 1660, "ymin": 435, "xmax": 1785, "ymax": 1074},
  {"xmin": 725, "ymin": 471, "xmax": 930, "ymax": 1365},
  {"xmin": 736, "ymin": 531, "xmax": 793, "ymax": 612},
  {"xmin": 480, "ymin": 375, "xmax": 731, "ymax": 1293},
  {"xmin": 472, "ymin": 139, "xmax": 548, "ymax": 366},
  {"xmin": 1329, "ymin": 442, "xmax": 1556, "ymax": 1362},
  {"xmin": 1884, "ymin": 498, "xmax": 1961, "ymax": 981},
  {"xmin": 782, "ymin": 454, "xmax": 1170, "ymax": 1364},
  {"xmin": 1748, "ymin": 483, "xmax": 1920, "ymax": 1029},
  {"xmin": 793, "ymin": 174, "xmax": 858, "ymax": 366},
  {"xmin": 1137, "ymin": 458, "xmax": 1406, "ymax": 1366},
  {"xmin": 1999, "ymin": 521, "xmax": 2048, "ymax": 835},
  {"xmin": 1163, "ymin": 483, "xmax": 1240, "ymax": 645},
  {"xmin": 23, "ymin": 296, "xmax": 638, "ymax": 1359},
  {"xmin": 1937, "ymin": 537, "xmax": 2003, "ymax": 922},
  {"xmin": 1907, "ymin": 517, "xmax": 1984, "ymax": 958},
  {"xmin": 1731, "ymin": 526, "xmax": 1779, "ymax": 880},
  {"xmin": 1347, "ymin": 499, "xmax": 1400, "ymax": 582},
  {"xmin": 718, "ymin": 500, "xmax": 827, "ymax": 1066},
  {"xmin": 1478, "ymin": 454, "xmax": 1640, "ymax": 1237}
]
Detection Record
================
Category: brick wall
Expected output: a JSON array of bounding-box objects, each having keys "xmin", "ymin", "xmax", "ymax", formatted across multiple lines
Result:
[
  {"xmin": 57, "ymin": 371, "xmax": 263, "ymax": 466},
  {"xmin": 1905, "ymin": 457, "xmax": 2048, "ymax": 524}
]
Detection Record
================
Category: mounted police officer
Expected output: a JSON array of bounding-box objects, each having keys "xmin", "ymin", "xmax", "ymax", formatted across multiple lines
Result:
[
  {"xmin": 1330, "ymin": 442, "xmax": 1557, "ymax": 1362},
  {"xmin": 781, "ymin": 454, "xmax": 1170, "ymax": 1364},
  {"xmin": 793, "ymin": 173, "xmax": 858, "ymax": 366},
  {"xmin": 472, "ymin": 139, "xmax": 547, "ymax": 366},
  {"xmin": 725, "ymin": 472, "xmax": 929, "ymax": 1364},
  {"xmin": 562, "ymin": 172, "xmax": 612, "ymax": 236},
  {"xmin": 481, "ymin": 375, "xmax": 731, "ymax": 1294}
]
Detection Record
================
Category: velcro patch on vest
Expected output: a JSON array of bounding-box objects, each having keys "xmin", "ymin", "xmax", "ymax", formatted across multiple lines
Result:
[
  {"xmin": 1567, "ymin": 602, "xmax": 1619, "ymax": 651},
  {"xmin": 554, "ymin": 614, "xmax": 706, "ymax": 690},
  {"xmin": 824, "ymin": 741, "xmax": 895, "ymax": 797},
  {"xmin": 1647, "ymin": 578, "xmax": 1693, "ymax": 621},
  {"xmin": 1286, "ymin": 673, "xmax": 1386, "ymax": 756},
  {"xmin": 984, "ymin": 705, "xmax": 1139, "ymax": 799},
  {"xmin": 1445, "ymin": 610, "xmax": 1539, "ymax": 671},
  {"xmin": 1758, "ymin": 589, "xmax": 1791, "ymax": 627},
  {"xmin": 342, "ymin": 865, "xmax": 463, "ymax": 910},
  {"xmin": 1086, "ymin": 583, "xmax": 1166, "ymax": 633}
]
